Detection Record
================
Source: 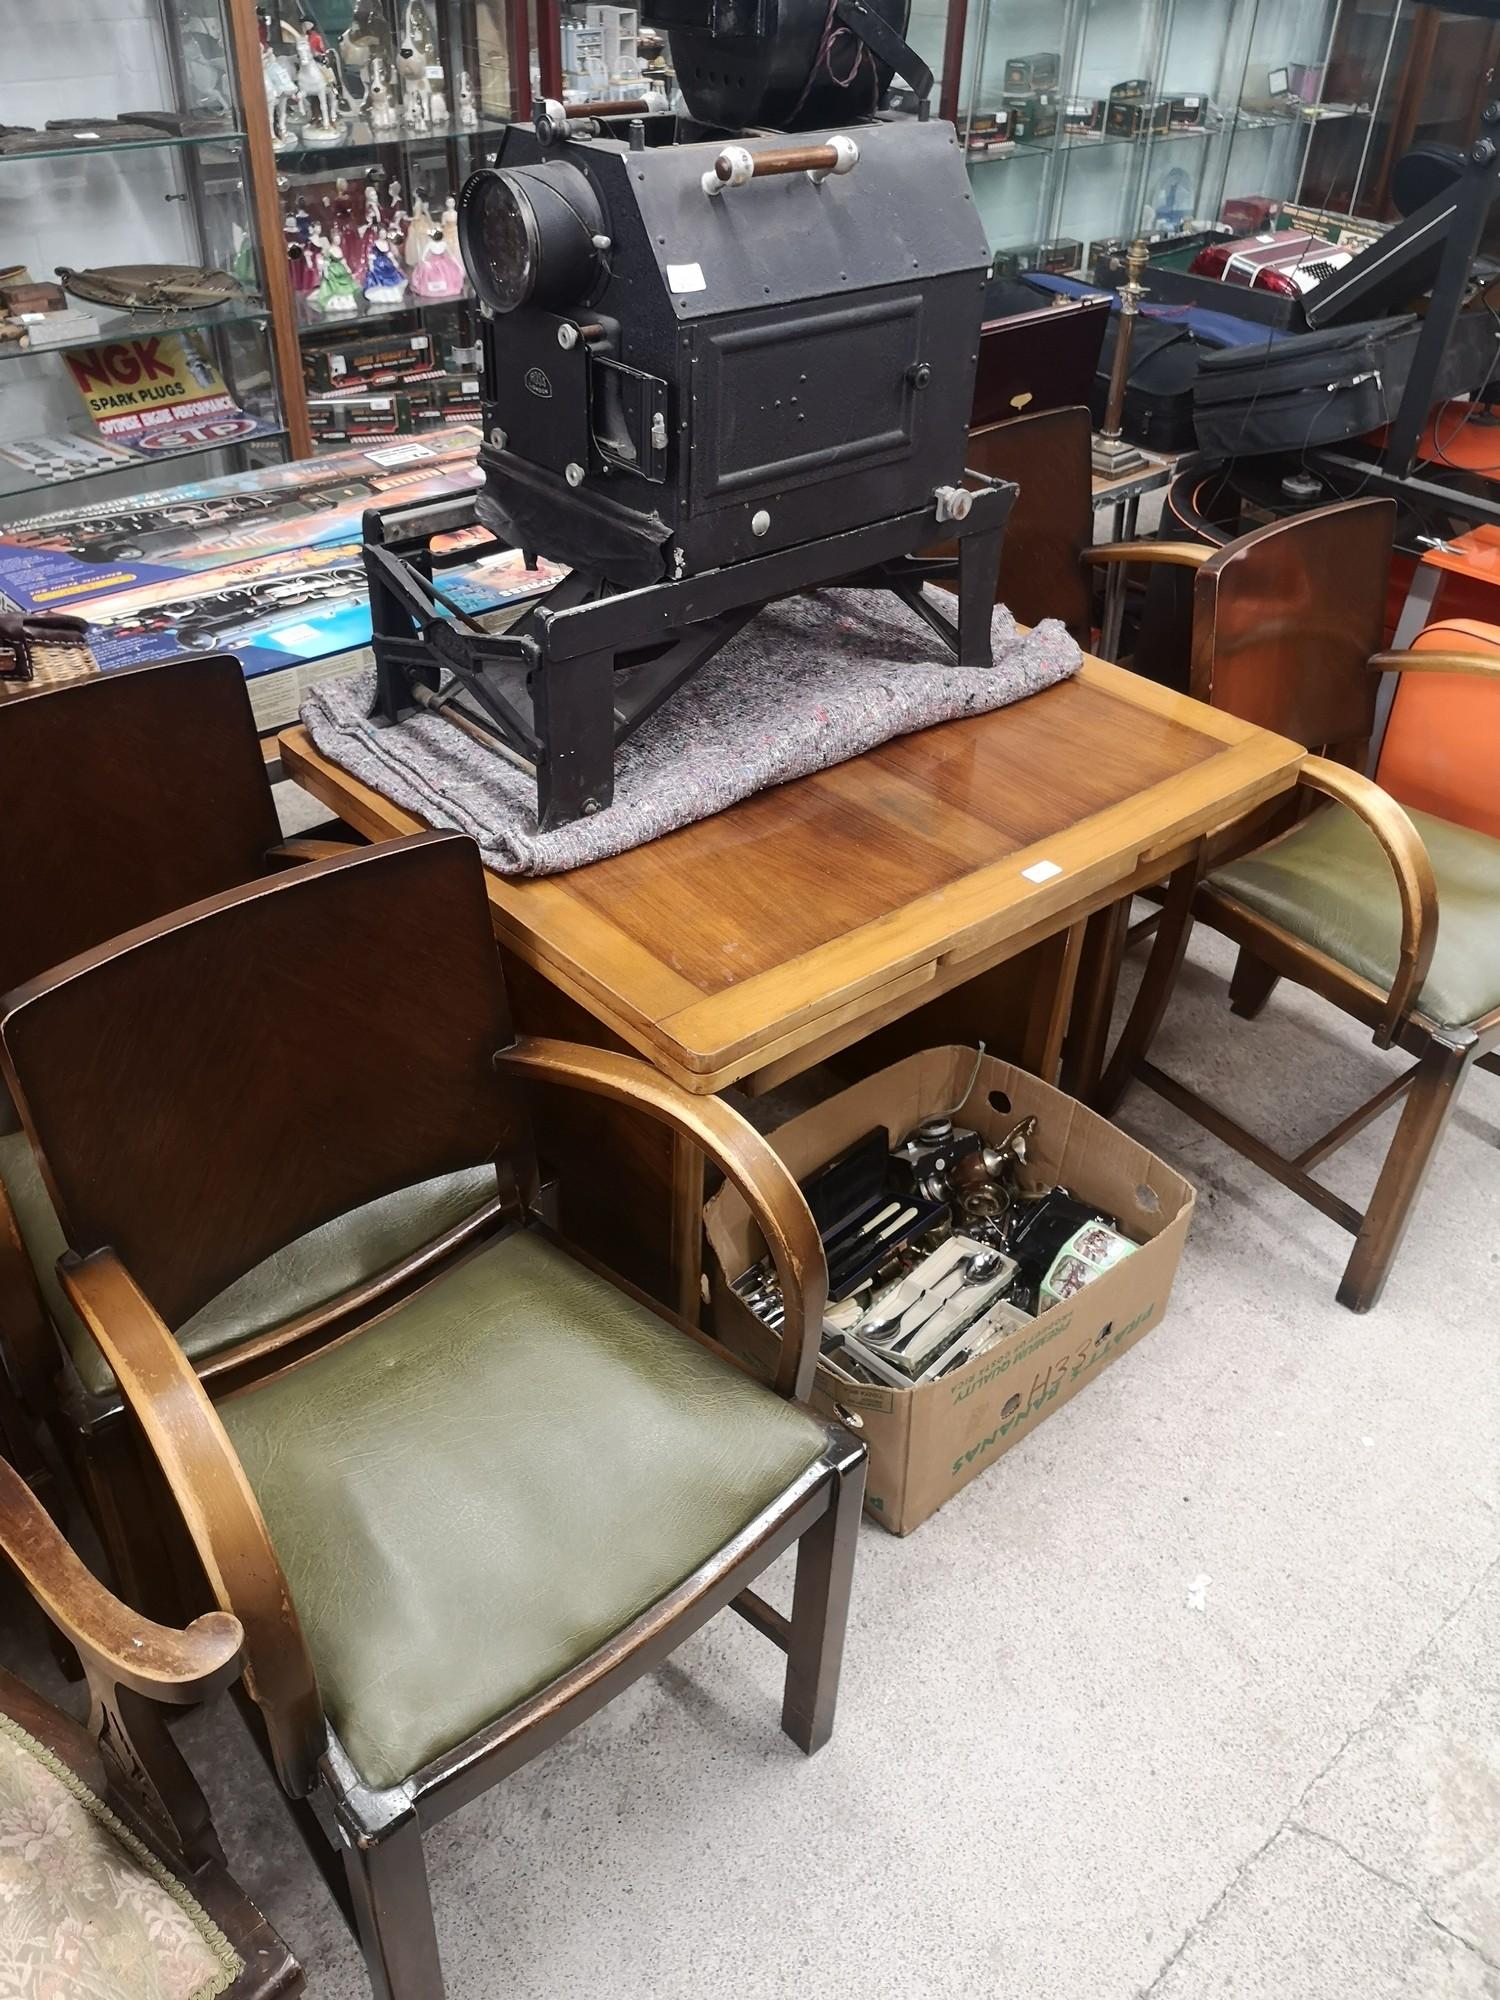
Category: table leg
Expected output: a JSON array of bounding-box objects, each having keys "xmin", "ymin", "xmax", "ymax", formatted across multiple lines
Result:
[
  {"xmin": 670, "ymin": 1129, "xmax": 707, "ymax": 1324},
  {"xmin": 1019, "ymin": 922, "xmax": 1086, "ymax": 1084},
  {"xmin": 1061, "ymin": 897, "xmax": 1130, "ymax": 1101}
]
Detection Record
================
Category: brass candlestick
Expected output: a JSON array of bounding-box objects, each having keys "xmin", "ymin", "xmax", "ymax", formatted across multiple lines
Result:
[{"xmin": 1092, "ymin": 237, "xmax": 1150, "ymax": 477}]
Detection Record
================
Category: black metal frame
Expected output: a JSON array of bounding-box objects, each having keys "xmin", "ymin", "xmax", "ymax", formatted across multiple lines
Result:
[{"xmin": 364, "ymin": 476, "xmax": 1015, "ymax": 829}]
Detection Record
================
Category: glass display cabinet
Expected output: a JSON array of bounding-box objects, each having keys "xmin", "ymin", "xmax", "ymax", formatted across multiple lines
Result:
[
  {"xmin": 0, "ymin": 0, "xmax": 290, "ymax": 526},
  {"xmin": 261, "ymin": 0, "xmax": 519, "ymax": 452},
  {"xmin": 945, "ymin": 0, "xmax": 1416, "ymax": 279}
]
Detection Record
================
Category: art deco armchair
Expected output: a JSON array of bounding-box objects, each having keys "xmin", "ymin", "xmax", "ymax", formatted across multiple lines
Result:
[
  {"xmin": 0, "ymin": 1456, "xmax": 303, "ymax": 1997},
  {"xmin": 0, "ymin": 654, "xmax": 370, "ymax": 1606},
  {"xmin": 961, "ymin": 403, "xmax": 1238, "ymax": 658},
  {"xmin": 1093, "ymin": 616, "xmax": 1500, "ymax": 1310},
  {"xmin": 0, "ymin": 832, "xmax": 865, "ymax": 2000}
]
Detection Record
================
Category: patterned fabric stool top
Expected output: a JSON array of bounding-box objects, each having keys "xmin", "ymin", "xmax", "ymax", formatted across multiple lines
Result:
[{"xmin": 0, "ymin": 1710, "xmax": 242, "ymax": 2000}]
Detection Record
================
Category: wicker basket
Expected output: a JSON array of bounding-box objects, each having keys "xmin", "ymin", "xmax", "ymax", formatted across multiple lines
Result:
[{"xmin": 0, "ymin": 616, "xmax": 99, "ymax": 701}]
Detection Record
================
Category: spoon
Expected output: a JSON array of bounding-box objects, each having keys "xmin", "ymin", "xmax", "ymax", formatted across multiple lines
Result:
[{"xmin": 863, "ymin": 1246, "xmax": 1004, "ymax": 1348}]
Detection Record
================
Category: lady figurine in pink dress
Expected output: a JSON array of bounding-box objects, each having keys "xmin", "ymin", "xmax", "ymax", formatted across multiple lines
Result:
[{"xmin": 408, "ymin": 202, "xmax": 465, "ymax": 299}]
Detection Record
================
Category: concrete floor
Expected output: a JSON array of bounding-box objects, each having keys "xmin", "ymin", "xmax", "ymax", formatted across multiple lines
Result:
[{"xmin": 4, "ymin": 918, "xmax": 1498, "ymax": 1998}]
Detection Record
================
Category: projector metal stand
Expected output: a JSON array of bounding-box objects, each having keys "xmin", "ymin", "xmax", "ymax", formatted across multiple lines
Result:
[{"xmin": 364, "ymin": 474, "xmax": 1015, "ymax": 831}]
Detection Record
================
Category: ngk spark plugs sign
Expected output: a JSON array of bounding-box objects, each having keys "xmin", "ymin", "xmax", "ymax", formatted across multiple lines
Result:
[{"xmin": 63, "ymin": 332, "xmax": 278, "ymax": 454}]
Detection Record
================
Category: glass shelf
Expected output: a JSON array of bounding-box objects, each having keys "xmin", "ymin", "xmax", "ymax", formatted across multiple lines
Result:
[
  {"xmin": 274, "ymin": 115, "xmax": 509, "ymax": 173},
  {"xmin": 4, "ymin": 300, "xmax": 271, "ymax": 362},
  {"xmin": 295, "ymin": 288, "xmax": 475, "ymax": 334},
  {"xmin": 0, "ymin": 426, "xmax": 288, "ymax": 505},
  {"xmin": 0, "ymin": 128, "xmax": 245, "ymax": 165}
]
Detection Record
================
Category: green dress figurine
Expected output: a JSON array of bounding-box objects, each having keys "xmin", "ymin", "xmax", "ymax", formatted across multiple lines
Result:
[{"xmin": 310, "ymin": 226, "xmax": 359, "ymax": 315}]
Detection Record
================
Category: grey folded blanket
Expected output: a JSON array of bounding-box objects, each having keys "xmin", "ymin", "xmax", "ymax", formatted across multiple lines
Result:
[{"xmin": 301, "ymin": 586, "xmax": 1082, "ymax": 877}]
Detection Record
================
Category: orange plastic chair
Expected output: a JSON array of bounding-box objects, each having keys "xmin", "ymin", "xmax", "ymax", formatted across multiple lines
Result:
[{"xmin": 1375, "ymin": 618, "xmax": 1500, "ymax": 839}]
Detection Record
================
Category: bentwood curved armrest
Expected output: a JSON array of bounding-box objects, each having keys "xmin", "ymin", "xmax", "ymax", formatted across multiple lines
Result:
[
  {"xmin": 495, "ymin": 1036, "xmax": 827, "ymax": 1404},
  {"xmin": 263, "ymin": 836, "xmax": 359, "ymax": 868},
  {"xmin": 1368, "ymin": 649, "xmax": 1500, "ymax": 680},
  {"xmin": 0, "ymin": 1455, "xmax": 242, "ymax": 1702},
  {"xmin": 1083, "ymin": 541, "xmax": 1214, "ymax": 570},
  {"xmin": 1288, "ymin": 756, "xmax": 1439, "ymax": 1049},
  {"xmin": 60, "ymin": 1249, "xmax": 324, "ymax": 1796}
]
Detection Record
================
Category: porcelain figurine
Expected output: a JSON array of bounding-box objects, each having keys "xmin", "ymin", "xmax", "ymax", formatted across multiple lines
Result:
[
  {"xmin": 310, "ymin": 226, "xmax": 359, "ymax": 314},
  {"xmin": 409, "ymin": 211, "xmax": 465, "ymax": 299},
  {"xmin": 396, "ymin": 0, "xmax": 447, "ymax": 132},
  {"xmin": 385, "ymin": 177, "xmax": 411, "ymax": 241},
  {"xmin": 402, "ymin": 190, "xmax": 431, "ymax": 270},
  {"xmin": 458, "ymin": 70, "xmax": 479, "ymax": 129},
  {"xmin": 363, "ymin": 229, "xmax": 408, "ymax": 306},
  {"xmin": 261, "ymin": 39, "xmax": 299, "ymax": 149},
  {"xmin": 437, "ymin": 194, "xmax": 461, "ymax": 256},
  {"xmin": 366, "ymin": 54, "xmax": 399, "ymax": 132},
  {"xmin": 292, "ymin": 28, "xmax": 345, "ymax": 144},
  {"xmin": 285, "ymin": 218, "xmax": 321, "ymax": 299},
  {"xmin": 336, "ymin": 203, "xmax": 371, "ymax": 283},
  {"xmin": 231, "ymin": 223, "xmax": 258, "ymax": 290},
  {"xmin": 339, "ymin": 0, "xmax": 395, "ymax": 79}
]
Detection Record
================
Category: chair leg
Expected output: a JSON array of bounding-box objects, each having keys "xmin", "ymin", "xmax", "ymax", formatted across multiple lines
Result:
[
  {"xmin": 339, "ymin": 1800, "xmax": 446, "ymax": 2000},
  {"xmin": 1093, "ymin": 859, "xmax": 1201, "ymax": 1118},
  {"xmin": 1338, "ymin": 1037, "xmax": 1471, "ymax": 1313},
  {"xmin": 1228, "ymin": 945, "xmax": 1281, "ymax": 1021},
  {"xmin": 780, "ymin": 1454, "xmax": 865, "ymax": 1756}
]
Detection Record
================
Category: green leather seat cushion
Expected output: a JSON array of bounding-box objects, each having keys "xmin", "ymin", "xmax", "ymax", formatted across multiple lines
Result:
[
  {"xmin": 0, "ymin": 1131, "xmax": 497, "ymax": 1399},
  {"xmin": 1209, "ymin": 803, "xmax": 1500, "ymax": 1030},
  {"xmin": 220, "ymin": 1227, "xmax": 828, "ymax": 1792}
]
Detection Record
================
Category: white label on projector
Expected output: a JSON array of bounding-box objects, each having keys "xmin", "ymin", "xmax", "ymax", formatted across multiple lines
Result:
[
  {"xmin": 667, "ymin": 261, "xmax": 706, "ymax": 293},
  {"xmin": 1021, "ymin": 859, "xmax": 1063, "ymax": 884}
]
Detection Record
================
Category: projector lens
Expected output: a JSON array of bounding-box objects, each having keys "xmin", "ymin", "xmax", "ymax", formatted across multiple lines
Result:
[{"xmin": 459, "ymin": 163, "xmax": 605, "ymax": 315}]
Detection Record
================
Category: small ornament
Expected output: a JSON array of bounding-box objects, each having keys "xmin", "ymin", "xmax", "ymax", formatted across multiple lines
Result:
[
  {"xmin": 402, "ymin": 191, "xmax": 431, "ymax": 270},
  {"xmin": 363, "ymin": 229, "xmax": 407, "ymax": 306},
  {"xmin": 396, "ymin": 0, "xmax": 446, "ymax": 132},
  {"xmin": 437, "ymin": 195, "xmax": 461, "ymax": 257},
  {"xmin": 385, "ymin": 177, "xmax": 411, "ymax": 240},
  {"xmin": 310, "ymin": 226, "xmax": 359, "ymax": 314},
  {"xmin": 262, "ymin": 40, "xmax": 299, "ymax": 148},
  {"xmin": 231, "ymin": 222, "xmax": 258, "ymax": 290},
  {"xmin": 292, "ymin": 27, "xmax": 345, "ymax": 144},
  {"xmin": 409, "ymin": 212, "xmax": 464, "ymax": 298},
  {"xmin": 458, "ymin": 70, "xmax": 479, "ymax": 129},
  {"xmin": 340, "ymin": 0, "xmax": 395, "ymax": 78},
  {"xmin": 366, "ymin": 54, "xmax": 400, "ymax": 131},
  {"xmin": 285, "ymin": 219, "xmax": 321, "ymax": 298},
  {"xmin": 329, "ymin": 187, "xmax": 369, "ymax": 282}
]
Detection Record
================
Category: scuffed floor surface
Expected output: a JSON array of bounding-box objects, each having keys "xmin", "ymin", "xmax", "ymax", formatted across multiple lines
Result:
[{"xmin": 4, "ymin": 921, "xmax": 1497, "ymax": 1998}]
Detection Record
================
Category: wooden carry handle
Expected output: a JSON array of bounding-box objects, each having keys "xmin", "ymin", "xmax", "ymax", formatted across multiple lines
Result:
[
  {"xmin": 534, "ymin": 95, "xmax": 651, "ymax": 143},
  {"xmin": 706, "ymin": 135, "xmax": 860, "ymax": 194},
  {"xmin": 717, "ymin": 143, "xmax": 836, "ymax": 181},
  {"xmin": 568, "ymin": 95, "xmax": 651, "ymax": 119}
]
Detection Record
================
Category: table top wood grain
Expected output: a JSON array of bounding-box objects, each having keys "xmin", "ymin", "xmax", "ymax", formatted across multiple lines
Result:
[{"xmin": 280, "ymin": 655, "xmax": 1302, "ymax": 1092}]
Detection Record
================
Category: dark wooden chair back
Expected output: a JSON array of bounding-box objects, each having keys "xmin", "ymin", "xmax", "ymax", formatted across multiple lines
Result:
[
  {"xmin": 965, "ymin": 406, "xmax": 1094, "ymax": 641},
  {"xmin": 0, "ymin": 656, "xmax": 281, "ymax": 1001},
  {"xmin": 0, "ymin": 835, "xmax": 522, "ymax": 1332},
  {"xmin": 1191, "ymin": 497, "xmax": 1395, "ymax": 756}
]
